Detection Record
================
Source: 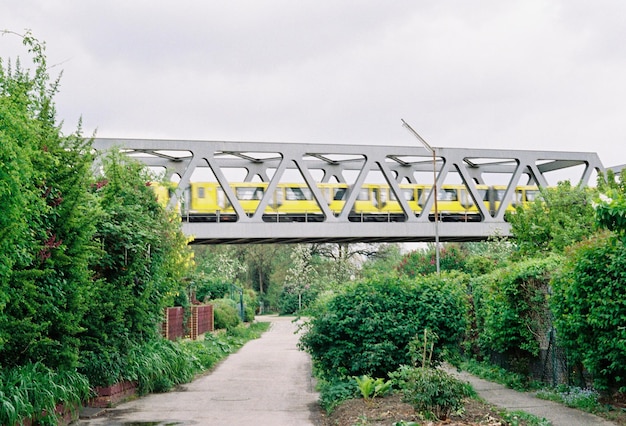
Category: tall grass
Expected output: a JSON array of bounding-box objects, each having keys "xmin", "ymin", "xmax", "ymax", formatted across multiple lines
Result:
[
  {"xmin": 0, "ymin": 321, "xmax": 270, "ymax": 425},
  {"xmin": 126, "ymin": 321, "xmax": 271, "ymax": 395},
  {"xmin": 0, "ymin": 363, "xmax": 91, "ymax": 426}
]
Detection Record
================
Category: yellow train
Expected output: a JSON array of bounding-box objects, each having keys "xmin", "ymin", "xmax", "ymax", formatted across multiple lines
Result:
[{"xmin": 179, "ymin": 182, "xmax": 540, "ymax": 223}]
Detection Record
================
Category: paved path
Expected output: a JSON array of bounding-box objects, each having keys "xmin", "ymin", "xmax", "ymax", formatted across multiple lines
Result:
[
  {"xmin": 79, "ymin": 315, "xmax": 320, "ymax": 425},
  {"xmin": 445, "ymin": 368, "xmax": 618, "ymax": 426}
]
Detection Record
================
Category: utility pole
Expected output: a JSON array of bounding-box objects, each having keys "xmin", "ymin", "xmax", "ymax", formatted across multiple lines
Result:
[{"xmin": 401, "ymin": 119, "xmax": 440, "ymax": 275}]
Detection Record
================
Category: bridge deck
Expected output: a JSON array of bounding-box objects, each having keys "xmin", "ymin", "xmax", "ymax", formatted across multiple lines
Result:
[{"xmin": 184, "ymin": 221, "xmax": 510, "ymax": 244}]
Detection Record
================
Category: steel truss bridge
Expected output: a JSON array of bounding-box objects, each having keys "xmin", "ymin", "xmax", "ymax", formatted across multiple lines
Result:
[{"xmin": 93, "ymin": 138, "xmax": 609, "ymax": 244}]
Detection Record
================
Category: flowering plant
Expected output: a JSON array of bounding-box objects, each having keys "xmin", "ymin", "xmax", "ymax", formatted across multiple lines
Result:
[{"xmin": 594, "ymin": 169, "xmax": 626, "ymax": 236}]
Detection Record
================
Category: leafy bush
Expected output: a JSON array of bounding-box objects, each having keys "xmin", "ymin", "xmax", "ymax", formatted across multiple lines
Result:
[
  {"xmin": 196, "ymin": 280, "xmax": 230, "ymax": 302},
  {"xmin": 0, "ymin": 32, "xmax": 97, "ymax": 371},
  {"xmin": 469, "ymin": 256, "xmax": 559, "ymax": 368},
  {"xmin": 594, "ymin": 169, "xmax": 626, "ymax": 238},
  {"xmin": 507, "ymin": 181, "xmax": 596, "ymax": 257},
  {"xmin": 278, "ymin": 284, "xmax": 319, "ymax": 314},
  {"xmin": 212, "ymin": 298, "xmax": 242, "ymax": 330},
  {"xmin": 317, "ymin": 378, "xmax": 359, "ymax": 413},
  {"xmin": 390, "ymin": 366, "xmax": 474, "ymax": 420},
  {"xmin": 299, "ymin": 274, "xmax": 467, "ymax": 379},
  {"xmin": 551, "ymin": 232, "xmax": 626, "ymax": 393},
  {"xmin": 397, "ymin": 244, "xmax": 467, "ymax": 277},
  {"xmin": 243, "ymin": 289, "xmax": 258, "ymax": 321},
  {"xmin": 78, "ymin": 349, "xmax": 124, "ymax": 387}
]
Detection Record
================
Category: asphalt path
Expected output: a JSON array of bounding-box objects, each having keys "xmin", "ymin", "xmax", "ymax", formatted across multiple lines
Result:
[
  {"xmin": 445, "ymin": 367, "xmax": 618, "ymax": 426},
  {"xmin": 78, "ymin": 315, "xmax": 320, "ymax": 425},
  {"xmin": 77, "ymin": 314, "xmax": 619, "ymax": 426}
]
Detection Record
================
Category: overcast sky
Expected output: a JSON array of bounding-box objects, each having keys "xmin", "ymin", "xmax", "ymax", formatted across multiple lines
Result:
[{"xmin": 2, "ymin": 0, "xmax": 626, "ymax": 169}]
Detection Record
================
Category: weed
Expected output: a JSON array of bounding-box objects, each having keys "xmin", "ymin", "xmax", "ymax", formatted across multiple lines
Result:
[
  {"xmin": 390, "ymin": 366, "xmax": 475, "ymax": 420},
  {"xmin": 501, "ymin": 410, "xmax": 552, "ymax": 426},
  {"xmin": 536, "ymin": 385, "xmax": 601, "ymax": 413},
  {"xmin": 354, "ymin": 375, "xmax": 393, "ymax": 401},
  {"xmin": 317, "ymin": 378, "xmax": 359, "ymax": 413},
  {"xmin": 460, "ymin": 359, "xmax": 541, "ymax": 391}
]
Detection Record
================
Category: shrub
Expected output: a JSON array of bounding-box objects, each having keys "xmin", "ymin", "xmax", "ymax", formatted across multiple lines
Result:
[
  {"xmin": 196, "ymin": 280, "xmax": 230, "ymax": 302},
  {"xmin": 317, "ymin": 378, "xmax": 359, "ymax": 413},
  {"xmin": 299, "ymin": 274, "xmax": 467, "ymax": 379},
  {"xmin": 397, "ymin": 244, "xmax": 467, "ymax": 277},
  {"xmin": 243, "ymin": 289, "xmax": 258, "ymax": 321},
  {"xmin": 211, "ymin": 298, "xmax": 242, "ymax": 330},
  {"xmin": 390, "ymin": 366, "xmax": 474, "ymax": 420},
  {"xmin": 469, "ymin": 256, "xmax": 560, "ymax": 368},
  {"xmin": 278, "ymin": 284, "xmax": 319, "ymax": 315},
  {"xmin": 551, "ymin": 232, "xmax": 626, "ymax": 393}
]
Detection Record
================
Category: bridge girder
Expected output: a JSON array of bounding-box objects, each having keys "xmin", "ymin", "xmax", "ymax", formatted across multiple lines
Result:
[{"xmin": 93, "ymin": 138, "xmax": 605, "ymax": 244}]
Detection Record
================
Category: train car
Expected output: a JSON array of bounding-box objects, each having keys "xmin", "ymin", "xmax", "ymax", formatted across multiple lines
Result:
[
  {"xmin": 348, "ymin": 183, "xmax": 387, "ymax": 221},
  {"xmin": 416, "ymin": 184, "xmax": 488, "ymax": 222},
  {"xmin": 455, "ymin": 184, "xmax": 488, "ymax": 222},
  {"xmin": 187, "ymin": 182, "xmax": 229, "ymax": 221},
  {"xmin": 375, "ymin": 184, "xmax": 427, "ymax": 221},
  {"xmin": 513, "ymin": 185, "xmax": 540, "ymax": 208},
  {"xmin": 187, "ymin": 182, "xmax": 269, "ymax": 221},
  {"xmin": 267, "ymin": 183, "xmax": 325, "ymax": 222},
  {"xmin": 151, "ymin": 182, "xmax": 171, "ymax": 208},
  {"xmin": 318, "ymin": 182, "xmax": 349, "ymax": 216},
  {"xmin": 184, "ymin": 181, "xmax": 546, "ymax": 223}
]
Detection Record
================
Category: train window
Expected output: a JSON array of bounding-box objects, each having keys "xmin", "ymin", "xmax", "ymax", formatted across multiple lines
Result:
[
  {"xmin": 478, "ymin": 189, "xmax": 488, "ymax": 200},
  {"xmin": 357, "ymin": 188, "xmax": 370, "ymax": 201},
  {"xmin": 526, "ymin": 190, "xmax": 539, "ymax": 202},
  {"xmin": 372, "ymin": 188, "xmax": 380, "ymax": 207},
  {"xmin": 438, "ymin": 188, "xmax": 457, "ymax": 201},
  {"xmin": 285, "ymin": 187, "xmax": 311, "ymax": 201},
  {"xmin": 334, "ymin": 187, "xmax": 347, "ymax": 200},
  {"xmin": 197, "ymin": 187, "xmax": 205, "ymax": 199},
  {"xmin": 379, "ymin": 188, "xmax": 388, "ymax": 204},
  {"xmin": 402, "ymin": 189, "xmax": 414, "ymax": 201},
  {"xmin": 236, "ymin": 187, "xmax": 264, "ymax": 200}
]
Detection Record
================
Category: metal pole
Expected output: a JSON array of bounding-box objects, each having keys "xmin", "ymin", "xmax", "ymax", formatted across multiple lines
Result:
[
  {"xmin": 401, "ymin": 119, "xmax": 440, "ymax": 275},
  {"xmin": 432, "ymin": 148, "xmax": 440, "ymax": 275}
]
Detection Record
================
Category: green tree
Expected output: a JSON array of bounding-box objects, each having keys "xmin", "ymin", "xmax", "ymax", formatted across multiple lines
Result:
[
  {"xmin": 463, "ymin": 232, "xmax": 513, "ymax": 275},
  {"xmin": 358, "ymin": 243, "xmax": 403, "ymax": 280},
  {"xmin": 192, "ymin": 245, "xmax": 247, "ymax": 302},
  {"xmin": 507, "ymin": 181, "xmax": 596, "ymax": 257},
  {"xmin": 79, "ymin": 150, "xmax": 193, "ymax": 385},
  {"xmin": 397, "ymin": 244, "xmax": 467, "ymax": 277},
  {"xmin": 280, "ymin": 244, "xmax": 318, "ymax": 314},
  {"xmin": 0, "ymin": 31, "xmax": 97, "ymax": 369}
]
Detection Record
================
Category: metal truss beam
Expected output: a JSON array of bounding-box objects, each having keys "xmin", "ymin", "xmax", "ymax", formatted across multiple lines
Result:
[{"xmin": 93, "ymin": 138, "xmax": 606, "ymax": 244}]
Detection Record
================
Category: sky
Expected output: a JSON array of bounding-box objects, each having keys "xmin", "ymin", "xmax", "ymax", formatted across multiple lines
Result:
[{"xmin": 2, "ymin": 0, "xmax": 626, "ymax": 169}]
